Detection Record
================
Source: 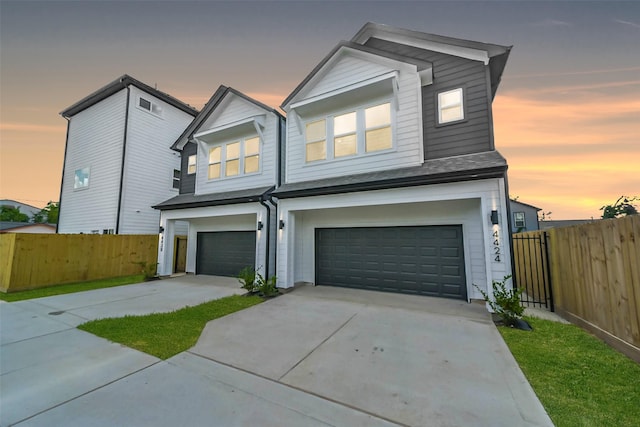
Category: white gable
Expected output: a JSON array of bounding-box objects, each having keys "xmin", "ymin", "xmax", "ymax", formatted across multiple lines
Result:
[{"xmin": 200, "ymin": 93, "xmax": 267, "ymax": 133}]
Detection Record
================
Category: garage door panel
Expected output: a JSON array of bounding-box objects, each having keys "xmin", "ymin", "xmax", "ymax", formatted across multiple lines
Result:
[
  {"xmin": 315, "ymin": 226, "xmax": 466, "ymax": 299},
  {"xmin": 196, "ymin": 231, "xmax": 256, "ymax": 277}
]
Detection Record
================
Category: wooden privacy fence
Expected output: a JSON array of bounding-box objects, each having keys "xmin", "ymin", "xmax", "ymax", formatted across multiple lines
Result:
[
  {"xmin": 0, "ymin": 234, "xmax": 158, "ymax": 293},
  {"xmin": 514, "ymin": 216, "xmax": 639, "ymax": 362}
]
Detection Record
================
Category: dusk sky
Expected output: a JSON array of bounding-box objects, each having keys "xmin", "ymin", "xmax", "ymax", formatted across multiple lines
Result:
[{"xmin": 1, "ymin": 0, "xmax": 638, "ymax": 220}]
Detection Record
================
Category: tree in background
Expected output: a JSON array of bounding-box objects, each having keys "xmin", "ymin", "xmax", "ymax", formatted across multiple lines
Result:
[
  {"xmin": 600, "ymin": 196, "xmax": 638, "ymax": 219},
  {"xmin": 0, "ymin": 206, "xmax": 30, "ymax": 222},
  {"xmin": 32, "ymin": 201, "xmax": 59, "ymax": 224}
]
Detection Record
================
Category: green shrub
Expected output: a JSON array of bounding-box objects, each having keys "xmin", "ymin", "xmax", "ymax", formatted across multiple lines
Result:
[
  {"xmin": 135, "ymin": 261, "xmax": 158, "ymax": 281},
  {"xmin": 256, "ymin": 273, "xmax": 278, "ymax": 297},
  {"xmin": 474, "ymin": 275, "xmax": 524, "ymax": 326},
  {"xmin": 237, "ymin": 266, "xmax": 257, "ymax": 292}
]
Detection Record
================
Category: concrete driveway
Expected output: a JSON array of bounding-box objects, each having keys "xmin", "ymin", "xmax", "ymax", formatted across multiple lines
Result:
[{"xmin": 1, "ymin": 276, "xmax": 553, "ymax": 426}]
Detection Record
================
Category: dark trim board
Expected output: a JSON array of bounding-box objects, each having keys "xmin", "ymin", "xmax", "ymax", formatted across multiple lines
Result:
[{"xmin": 315, "ymin": 225, "xmax": 467, "ymax": 299}]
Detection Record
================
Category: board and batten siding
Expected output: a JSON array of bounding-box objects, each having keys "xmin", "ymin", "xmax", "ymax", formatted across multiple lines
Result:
[
  {"xmin": 58, "ymin": 89, "xmax": 128, "ymax": 233},
  {"xmin": 285, "ymin": 55, "xmax": 423, "ymax": 184},
  {"xmin": 195, "ymin": 94, "xmax": 279, "ymax": 195},
  {"xmin": 364, "ymin": 38, "xmax": 493, "ymax": 160},
  {"xmin": 119, "ymin": 86, "xmax": 194, "ymax": 234}
]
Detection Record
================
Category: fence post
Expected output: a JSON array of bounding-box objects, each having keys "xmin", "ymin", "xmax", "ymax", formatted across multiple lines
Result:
[{"xmin": 543, "ymin": 231, "xmax": 555, "ymax": 312}]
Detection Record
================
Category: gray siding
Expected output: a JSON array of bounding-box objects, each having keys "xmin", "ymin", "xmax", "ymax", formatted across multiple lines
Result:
[
  {"xmin": 180, "ymin": 142, "xmax": 197, "ymax": 194},
  {"xmin": 364, "ymin": 38, "xmax": 493, "ymax": 160}
]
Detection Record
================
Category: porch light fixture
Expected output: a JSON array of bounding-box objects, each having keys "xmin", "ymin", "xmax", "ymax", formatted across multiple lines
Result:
[
  {"xmin": 279, "ymin": 220, "xmax": 285, "ymax": 230},
  {"xmin": 490, "ymin": 210, "xmax": 499, "ymax": 225},
  {"xmin": 257, "ymin": 221, "xmax": 264, "ymax": 231}
]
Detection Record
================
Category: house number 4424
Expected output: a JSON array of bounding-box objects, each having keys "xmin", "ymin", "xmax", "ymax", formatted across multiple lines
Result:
[{"xmin": 492, "ymin": 230, "xmax": 501, "ymax": 262}]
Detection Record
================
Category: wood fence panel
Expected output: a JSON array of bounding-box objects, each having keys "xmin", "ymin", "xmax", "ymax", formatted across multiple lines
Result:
[{"xmin": 1, "ymin": 234, "xmax": 158, "ymax": 292}]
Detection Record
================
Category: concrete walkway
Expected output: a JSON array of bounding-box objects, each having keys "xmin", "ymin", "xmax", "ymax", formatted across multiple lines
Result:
[{"xmin": 0, "ymin": 277, "xmax": 553, "ymax": 426}]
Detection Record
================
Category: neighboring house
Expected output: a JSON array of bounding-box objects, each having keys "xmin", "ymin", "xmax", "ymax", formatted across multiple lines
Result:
[
  {"xmin": 57, "ymin": 75, "xmax": 198, "ymax": 235},
  {"xmin": 273, "ymin": 23, "xmax": 513, "ymax": 301},
  {"xmin": 0, "ymin": 222, "xmax": 56, "ymax": 234},
  {"xmin": 509, "ymin": 200, "xmax": 541, "ymax": 232},
  {"xmin": 154, "ymin": 87, "xmax": 285, "ymax": 277},
  {"xmin": 0, "ymin": 200, "xmax": 41, "ymax": 220}
]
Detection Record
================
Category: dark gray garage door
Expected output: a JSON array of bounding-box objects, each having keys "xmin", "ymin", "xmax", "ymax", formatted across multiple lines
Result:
[
  {"xmin": 315, "ymin": 226, "xmax": 466, "ymax": 299},
  {"xmin": 196, "ymin": 231, "xmax": 256, "ymax": 277}
]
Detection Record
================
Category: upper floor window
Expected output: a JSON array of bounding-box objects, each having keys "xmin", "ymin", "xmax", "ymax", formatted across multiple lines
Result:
[
  {"xmin": 305, "ymin": 102, "xmax": 392, "ymax": 163},
  {"xmin": 74, "ymin": 167, "xmax": 90, "ymax": 189},
  {"xmin": 172, "ymin": 169, "xmax": 180, "ymax": 189},
  {"xmin": 514, "ymin": 212, "xmax": 526, "ymax": 229},
  {"xmin": 137, "ymin": 96, "xmax": 163, "ymax": 116},
  {"xmin": 437, "ymin": 88, "xmax": 464, "ymax": 124},
  {"xmin": 187, "ymin": 155, "xmax": 196, "ymax": 174},
  {"xmin": 207, "ymin": 135, "xmax": 261, "ymax": 180}
]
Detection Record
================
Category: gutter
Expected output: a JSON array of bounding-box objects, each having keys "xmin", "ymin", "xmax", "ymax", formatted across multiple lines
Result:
[
  {"xmin": 115, "ymin": 83, "xmax": 131, "ymax": 234},
  {"xmin": 56, "ymin": 116, "xmax": 71, "ymax": 233}
]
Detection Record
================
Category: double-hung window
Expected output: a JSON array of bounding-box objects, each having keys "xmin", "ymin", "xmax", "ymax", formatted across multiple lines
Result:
[
  {"xmin": 187, "ymin": 155, "xmax": 197, "ymax": 174},
  {"xmin": 208, "ymin": 147, "xmax": 221, "ymax": 179},
  {"xmin": 172, "ymin": 169, "xmax": 180, "ymax": 189},
  {"xmin": 437, "ymin": 88, "xmax": 464, "ymax": 124},
  {"xmin": 514, "ymin": 212, "xmax": 526, "ymax": 229},
  {"xmin": 207, "ymin": 136, "xmax": 261, "ymax": 180},
  {"xmin": 305, "ymin": 119, "xmax": 326, "ymax": 162},
  {"xmin": 74, "ymin": 167, "xmax": 90, "ymax": 189},
  {"xmin": 305, "ymin": 102, "xmax": 392, "ymax": 163}
]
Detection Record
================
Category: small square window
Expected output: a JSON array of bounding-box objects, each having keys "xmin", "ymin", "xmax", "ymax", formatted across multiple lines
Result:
[
  {"xmin": 438, "ymin": 88, "xmax": 464, "ymax": 124},
  {"xmin": 74, "ymin": 167, "xmax": 90, "ymax": 189},
  {"xmin": 187, "ymin": 155, "xmax": 196, "ymax": 174},
  {"xmin": 514, "ymin": 212, "xmax": 526, "ymax": 228},
  {"xmin": 139, "ymin": 98, "xmax": 151, "ymax": 111}
]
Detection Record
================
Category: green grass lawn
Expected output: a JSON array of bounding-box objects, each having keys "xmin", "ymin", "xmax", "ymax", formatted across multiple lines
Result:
[
  {"xmin": 78, "ymin": 295, "xmax": 263, "ymax": 360},
  {"xmin": 500, "ymin": 316, "xmax": 640, "ymax": 427},
  {"xmin": 0, "ymin": 275, "xmax": 145, "ymax": 302}
]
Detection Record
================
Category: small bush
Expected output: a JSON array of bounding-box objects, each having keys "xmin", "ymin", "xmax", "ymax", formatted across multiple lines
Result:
[
  {"xmin": 135, "ymin": 261, "xmax": 158, "ymax": 281},
  {"xmin": 237, "ymin": 266, "xmax": 257, "ymax": 292},
  {"xmin": 474, "ymin": 275, "xmax": 524, "ymax": 326},
  {"xmin": 256, "ymin": 273, "xmax": 278, "ymax": 297}
]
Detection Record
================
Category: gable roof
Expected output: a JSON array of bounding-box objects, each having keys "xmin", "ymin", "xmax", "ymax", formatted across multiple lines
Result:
[
  {"xmin": 281, "ymin": 40, "xmax": 433, "ymax": 109},
  {"xmin": 509, "ymin": 199, "xmax": 542, "ymax": 211},
  {"xmin": 171, "ymin": 86, "xmax": 284, "ymax": 151},
  {"xmin": 61, "ymin": 74, "xmax": 199, "ymax": 118},
  {"xmin": 352, "ymin": 23, "xmax": 512, "ymax": 98}
]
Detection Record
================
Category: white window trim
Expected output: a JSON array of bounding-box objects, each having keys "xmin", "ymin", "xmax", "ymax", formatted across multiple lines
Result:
[
  {"xmin": 206, "ymin": 135, "xmax": 262, "ymax": 181},
  {"xmin": 172, "ymin": 169, "xmax": 180, "ymax": 190},
  {"xmin": 514, "ymin": 212, "xmax": 526, "ymax": 228},
  {"xmin": 437, "ymin": 88, "xmax": 464, "ymax": 125},
  {"xmin": 73, "ymin": 166, "xmax": 90, "ymax": 190},
  {"xmin": 303, "ymin": 99, "xmax": 395, "ymax": 164}
]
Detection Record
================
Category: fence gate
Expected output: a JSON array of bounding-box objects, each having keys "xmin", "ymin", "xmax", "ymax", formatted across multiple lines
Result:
[{"xmin": 512, "ymin": 232, "xmax": 554, "ymax": 311}]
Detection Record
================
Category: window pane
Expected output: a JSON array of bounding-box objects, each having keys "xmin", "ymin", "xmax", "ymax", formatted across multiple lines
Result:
[
  {"xmin": 173, "ymin": 169, "xmax": 180, "ymax": 178},
  {"xmin": 245, "ymin": 137, "xmax": 259, "ymax": 155},
  {"xmin": 440, "ymin": 89, "xmax": 462, "ymax": 107},
  {"xmin": 441, "ymin": 106, "xmax": 463, "ymax": 123},
  {"xmin": 306, "ymin": 140, "xmax": 326, "ymax": 162},
  {"xmin": 245, "ymin": 155, "xmax": 259, "ymax": 173},
  {"xmin": 334, "ymin": 112, "xmax": 356, "ymax": 135},
  {"xmin": 208, "ymin": 163, "xmax": 220, "ymax": 179},
  {"xmin": 227, "ymin": 142, "xmax": 240, "ymax": 159},
  {"xmin": 334, "ymin": 134, "xmax": 357, "ymax": 157},
  {"xmin": 365, "ymin": 103, "xmax": 391, "ymax": 128},
  {"xmin": 188, "ymin": 155, "xmax": 196, "ymax": 174},
  {"xmin": 172, "ymin": 179, "xmax": 180, "ymax": 189},
  {"xmin": 74, "ymin": 167, "xmax": 90, "ymax": 189},
  {"xmin": 366, "ymin": 127, "xmax": 392, "ymax": 152},
  {"xmin": 306, "ymin": 120, "xmax": 325, "ymax": 142},
  {"xmin": 209, "ymin": 147, "xmax": 221, "ymax": 163},
  {"xmin": 188, "ymin": 164, "xmax": 197, "ymax": 174},
  {"xmin": 226, "ymin": 159, "xmax": 239, "ymax": 176}
]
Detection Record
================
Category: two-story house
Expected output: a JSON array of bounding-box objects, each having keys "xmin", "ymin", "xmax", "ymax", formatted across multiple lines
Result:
[
  {"xmin": 153, "ymin": 87, "xmax": 285, "ymax": 278},
  {"xmin": 58, "ymin": 75, "xmax": 198, "ymax": 235},
  {"xmin": 273, "ymin": 23, "xmax": 513, "ymax": 301},
  {"xmin": 153, "ymin": 23, "xmax": 513, "ymax": 302}
]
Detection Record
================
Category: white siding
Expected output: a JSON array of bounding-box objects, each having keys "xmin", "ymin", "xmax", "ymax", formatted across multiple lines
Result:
[
  {"xmin": 119, "ymin": 86, "xmax": 195, "ymax": 234},
  {"xmin": 58, "ymin": 89, "xmax": 127, "ymax": 233},
  {"xmin": 276, "ymin": 178, "xmax": 512, "ymax": 300},
  {"xmin": 195, "ymin": 94, "xmax": 278, "ymax": 194},
  {"xmin": 285, "ymin": 56, "xmax": 423, "ymax": 184}
]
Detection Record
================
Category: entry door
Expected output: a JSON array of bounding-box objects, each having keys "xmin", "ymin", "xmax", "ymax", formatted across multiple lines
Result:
[{"xmin": 174, "ymin": 236, "xmax": 187, "ymax": 273}]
